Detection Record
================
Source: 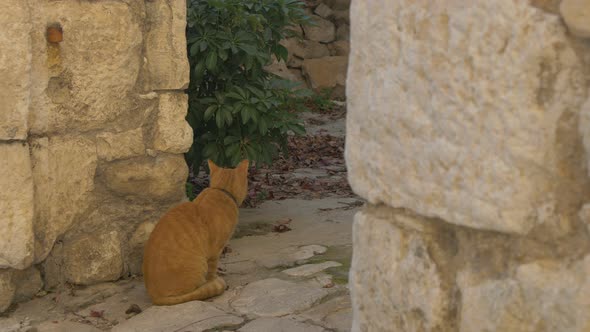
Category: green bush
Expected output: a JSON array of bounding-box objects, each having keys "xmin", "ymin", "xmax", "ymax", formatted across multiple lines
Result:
[{"xmin": 185, "ymin": 0, "xmax": 311, "ymax": 170}]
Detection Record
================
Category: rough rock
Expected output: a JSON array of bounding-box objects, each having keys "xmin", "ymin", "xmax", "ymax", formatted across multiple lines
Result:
[
  {"xmin": 0, "ymin": 0, "xmax": 31, "ymax": 140},
  {"xmin": 103, "ymin": 154, "xmax": 188, "ymax": 201},
  {"xmin": 13, "ymin": 266, "xmax": 43, "ymax": 303},
  {"xmin": 327, "ymin": 40, "xmax": 350, "ymax": 56},
  {"xmin": 62, "ymin": 230, "xmax": 123, "ymax": 285},
  {"xmin": 36, "ymin": 320, "xmax": 102, "ymax": 332},
  {"xmin": 346, "ymin": 0, "xmax": 588, "ymax": 234},
  {"xmin": 351, "ymin": 209, "xmax": 452, "ymax": 331},
  {"xmin": 560, "ymin": 0, "xmax": 590, "ymax": 38},
  {"xmin": 28, "ymin": 1, "xmax": 143, "ymax": 134},
  {"xmin": 314, "ymin": 4, "xmax": 333, "ymax": 19},
  {"xmin": 128, "ymin": 221, "xmax": 157, "ymax": 275},
  {"xmin": 145, "ymin": 0, "xmax": 190, "ymax": 90},
  {"xmin": 300, "ymin": 295, "xmax": 352, "ymax": 332},
  {"xmin": 0, "ymin": 269, "xmax": 15, "ymax": 312},
  {"xmin": 264, "ymin": 58, "xmax": 302, "ymax": 82},
  {"xmin": 239, "ymin": 317, "xmax": 326, "ymax": 332},
  {"xmin": 325, "ymin": 0, "xmax": 351, "ymax": 10},
  {"xmin": 96, "ymin": 128, "xmax": 145, "ymax": 161},
  {"xmin": 282, "ymin": 38, "xmax": 330, "ymax": 60},
  {"xmin": 282, "ymin": 261, "xmax": 341, "ymax": 277},
  {"xmin": 335, "ymin": 23, "xmax": 349, "ymax": 40},
  {"xmin": 112, "ymin": 300, "xmax": 243, "ymax": 332},
  {"xmin": 255, "ymin": 244, "xmax": 328, "ymax": 269},
  {"xmin": 152, "ymin": 92, "xmax": 192, "ymax": 153},
  {"xmin": 31, "ymin": 136, "xmax": 97, "ymax": 262},
  {"xmin": 0, "ymin": 143, "xmax": 34, "ymax": 269},
  {"xmin": 302, "ymin": 56, "xmax": 348, "ymax": 91},
  {"xmin": 459, "ymin": 255, "xmax": 590, "ymax": 331},
  {"xmin": 303, "ymin": 15, "xmax": 336, "ymax": 43},
  {"xmin": 332, "ymin": 10, "xmax": 350, "ymax": 25},
  {"xmin": 231, "ymin": 278, "xmax": 330, "ymax": 317}
]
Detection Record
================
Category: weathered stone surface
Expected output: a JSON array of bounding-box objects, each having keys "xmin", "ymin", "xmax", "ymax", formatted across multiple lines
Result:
[
  {"xmin": 325, "ymin": 0, "xmax": 350, "ymax": 10},
  {"xmin": 256, "ymin": 244, "xmax": 328, "ymax": 269},
  {"xmin": 332, "ymin": 10, "xmax": 350, "ymax": 25},
  {"xmin": 560, "ymin": 0, "xmax": 590, "ymax": 38},
  {"xmin": 128, "ymin": 221, "xmax": 157, "ymax": 275},
  {"xmin": 351, "ymin": 209, "xmax": 452, "ymax": 332},
  {"xmin": 459, "ymin": 255, "xmax": 590, "ymax": 332},
  {"xmin": 302, "ymin": 56, "xmax": 348, "ymax": 91},
  {"xmin": 314, "ymin": 4, "xmax": 333, "ymax": 19},
  {"xmin": 28, "ymin": 2, "xmax": 143, "ymax": 134},
  {"xmin": 282, "ymin": 38, "xmax": 331, "ymax": 60},
  {"xmin": 300, "ymin": 295, "xmax": 352, "ymax": 332},
  {"xmin": 327, "ymin": 40, "xmax": 350, "ymax": 56},
  {"xmin": 303, "ymin": 15, "xmax": 335, "ymax": 43},
  {"xmin": 31, "ymin": 136, "xmax": 97, "ymax": 262},
  {"xmin": 103, "ymin": 154, "xmax": 187, "ymax": 201},
  {"xmin": 13, "ymin": 266, "xmax": 43, "ymax": 303},
  {"xmin": 36, "ymin": 321, "xmax": 102, "ymax": 332},
  {"xmin": 232, "ymin": 278, "xmax": 330, "ymax": 317},
  {"xmin": 145, "ymin": 0, "xmax": 190, "ymax": 90},
  {"xmin": 62, "ymin": 230, "xmax": 123, "ymax": 285},
  {"xmin": 282, "ymin": 261, "xmax": 341, "ymax": 277},
  {"xmin": 0, "ymin": 143, "xmax": 34, "ymax": 269},
  {"xmin": 153, "ymin": 93, "xmax": 192, "ymax": 153},
  {"xmin": 335, "ymin": 23, "xmax": 349, "ymax": 40},
  {"xmin": 112, "ymin": 300, "xmax": 243, "ymax": 332},
  {"xmin": 96, "ymin": 128, "xmax": 145, "ymax": 161},
  {"xmin": 264, "ymin": 58, "xmax": 302, "ymax": 82},
  {"xmin": 239, "ymin": 317, "xmax": 326, "ymax": 332},
  {"xmin": 0, "ymin": 0, "xmax": 31, "ymax": 140},
  {"xmin": 0, "ymin": 270, "xmax": 15, "ymax": 312},
  {"xmin": 346, "ymin": 0, "xmax": 588, "ymax": 234}
]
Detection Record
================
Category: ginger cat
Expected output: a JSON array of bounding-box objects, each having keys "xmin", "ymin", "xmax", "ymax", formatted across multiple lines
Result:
[{"xmin": 142, "ymin": 159, "xmax": 249, "ymax": 305}]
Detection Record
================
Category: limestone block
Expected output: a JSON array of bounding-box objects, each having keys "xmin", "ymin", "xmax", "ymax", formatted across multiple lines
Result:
[
  {"xmin": 302, "ymin": 56, "xmax": 348, "ymax": 91},
  {"xmin": 351, "ymin": 208, "xmax": 453, "ymax": 332},
  {"xmin": 31, "ymin": 136, "xmax": 97, "ymax": 262},
  {"xmin": 346, "ymin": 0, "xmax": 587, "ymax": 234},
  {"xmin": 145, "ymin": 0, "xmax": 190, "ymax": 90},
  {"xmin": 264, "ymin": 57, "xmax": 302, "ymax": 82},
  {"xmin": 335, "ymin": 23, "xmax": 349, "ymax": 41},
  {"xmin": 0, "ymin": 269, "xmax": 15, "ymax": 313},
  {"xmin": 239, "ymin": 317, "xmax": 326, "ymax": 332},
  {"xmin": 333, "ymin": 10, "xmax": 350, "ymax": 26},
  {"xmin": 560, "ymin": 0, "xmax": 590, "ymax": 38},
  {"xmin": 153, "ymin": 93, "xmax": 193, "ymax": 153},
  {"xmin": 281, "ymin": 38, "xmax": 331, "ymax": 60},
  {"xmin": 0, "ymin": 0, "xmax": 31, "ymax": 140},
  {"xmin": 303, "ymin": 15, "xmax": 336, "ymax": 43},
  {"xmin": 459, "ymin": 256, "xmax": 590, "ymax": 331},
  {"xmin": 325, "ymin": 0, "xmax": 351, "ymax": 10},
  {"xmin": 13, "ymin": 266, "xmax": 43, "ymax": 302},
  {"xmin": 327, "ymin": 40, "xmax": 350, "ymax": 56},
  {"xmin": 63, "ymin": 230, "xmax": 123, "ymax": 285},
  {"xmin": 28, "ymin": 1, "xmax": 142, "ymax": 134},
  {"xmin": 0, "ymin": 143, "xmax": 34, "ymax": 269},
  {"xmin": 314, "ymin": 3, "xmax": 333, "ymax": 19},
  {"xmin": 103, "ymin": 154, "xmax": 188, "ymax": 201},
  {"xmin": 97, "ymin": 128, "xmax": 145, "ymax": 161},
  {"xmin": 128, "ymin": 221, "xmax": 157, "ymax": 275}
]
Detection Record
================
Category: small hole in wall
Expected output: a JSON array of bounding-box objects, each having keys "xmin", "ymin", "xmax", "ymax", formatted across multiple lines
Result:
[{"xmin": 46, "ymin": 23, "xmax": 63, "ymax": 43}]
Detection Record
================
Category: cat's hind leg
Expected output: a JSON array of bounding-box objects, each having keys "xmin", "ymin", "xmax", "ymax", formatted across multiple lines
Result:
[{"xmin": 206, "ymin": 257, "xmax": 220, "ymax": 280}]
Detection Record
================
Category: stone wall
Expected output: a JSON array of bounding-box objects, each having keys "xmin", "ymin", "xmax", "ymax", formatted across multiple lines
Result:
[
  {"xmin": 265, "ymin": 0, "xmax": 351, "ymax": 98},
  {"xmin": 346, "ymin": 0, "xmax": 590, "ymax": 331},
  {"xmin": 0, "ymin": 0, "xmax": 191, "ymax": 312}
]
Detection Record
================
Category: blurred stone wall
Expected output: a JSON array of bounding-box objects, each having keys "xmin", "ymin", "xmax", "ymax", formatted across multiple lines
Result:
[
  {"xmin": 265, "ymin": 0, "xmax": 351, "ymax": 98},
  {"xmin": 0, "ymin": 0, "xmax": 192, "ymax": 311},
  {"xmin": 346, "ymin": 0, "xmax": 590, "ymax": 331}
]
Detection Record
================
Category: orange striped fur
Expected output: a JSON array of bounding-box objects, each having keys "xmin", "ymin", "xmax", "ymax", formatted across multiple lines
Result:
[{"xmin": 142, "ymin": 159, "xmax": 249, "ymax": 305}]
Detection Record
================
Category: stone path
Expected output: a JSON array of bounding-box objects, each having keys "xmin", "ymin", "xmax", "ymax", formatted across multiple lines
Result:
[{"xmin": 0, "ymin": 110, "xmax": 358, "ymax": 332}]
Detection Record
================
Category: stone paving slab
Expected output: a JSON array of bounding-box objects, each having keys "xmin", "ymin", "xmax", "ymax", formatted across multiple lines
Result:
[
  {"xmin": 238, "ymin": 316, "xmax": 327, "ymax": 332},
  {"xmin": 231, "ymin": 278, "xmax": 330, "ymax": 317},
  {"xmin": 111, "ymin": 301, "xmax": 243, "ymax": 332}
]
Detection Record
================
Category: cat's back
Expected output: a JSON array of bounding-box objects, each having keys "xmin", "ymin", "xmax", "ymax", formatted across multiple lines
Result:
[{"xmin": 144, "ymin": 201, "xmax": 204, "ymax": 252}]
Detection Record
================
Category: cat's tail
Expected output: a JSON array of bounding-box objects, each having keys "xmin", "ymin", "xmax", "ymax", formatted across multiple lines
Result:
[{"xmin": 151, "ymin": 276, "xmax": 227, "ymax": 306}]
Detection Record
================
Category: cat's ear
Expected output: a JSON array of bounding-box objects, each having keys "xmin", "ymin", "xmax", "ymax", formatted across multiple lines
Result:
[
  {"xmin": 236, "ymin": 159, "xmax": 249, "ymax": 173},
  {"xmin": 207, "ymin": 159, "xmax": 219, "ymax": 173}
]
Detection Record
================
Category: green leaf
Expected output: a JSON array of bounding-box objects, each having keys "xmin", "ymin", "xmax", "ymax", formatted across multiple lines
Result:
[
  {"xmin": 224, "ymin": 136, "xmax": 241, "ymax": 145},
  {"xmin": 206, "ymin": 51, "xmax": 218, "ymax": 71},
  {"xmin": 204, "ymin": 105, "xmax": 217, "ymax": 121},
  {"xmin": 216, "ymin": 110, "xmax": 225, "ymax": 128},
  {"xmin": 259, "ymin": 117, "xmax": 268, "ymax": 135},
  {"xmin": 275, "ymin": 44, "xmax": 288, "ymax": 62}
]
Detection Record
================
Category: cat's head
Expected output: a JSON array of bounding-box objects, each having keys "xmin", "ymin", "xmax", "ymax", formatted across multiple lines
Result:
[{"xmin": 207, "ymin": 159, "xmax": 249, "ymax": 206}]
